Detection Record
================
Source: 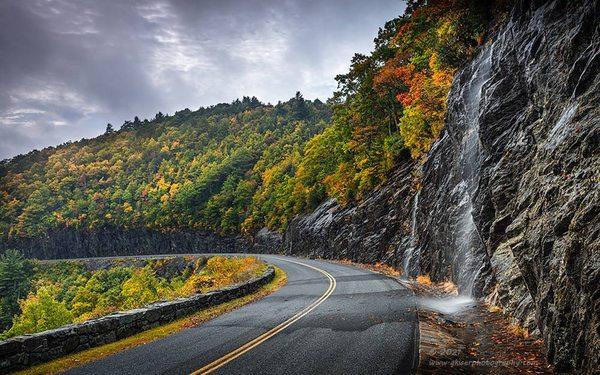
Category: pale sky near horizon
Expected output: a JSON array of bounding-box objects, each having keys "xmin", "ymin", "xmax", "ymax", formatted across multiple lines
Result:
[{"xmin": 0, "ymin": 0, "xmax": 405, "ymax": 160}]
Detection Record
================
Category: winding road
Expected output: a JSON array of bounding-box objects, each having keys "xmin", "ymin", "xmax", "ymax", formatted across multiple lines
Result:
[{"xmin": 66, "ymin": 254, "xmax": 419, "ymax": 375}]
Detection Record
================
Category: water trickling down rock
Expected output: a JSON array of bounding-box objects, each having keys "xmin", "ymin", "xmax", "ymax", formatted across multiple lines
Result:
[
  {"xmin": 283, "ymin": 1, "xmax": 599, "ymax": 372},
  {"xmin": 402, "ymin": 189, "xmax": 420, "ymax": 278}
]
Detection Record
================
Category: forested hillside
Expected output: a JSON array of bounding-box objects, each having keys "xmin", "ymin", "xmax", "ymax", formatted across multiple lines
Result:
[
  {"xmin": 0, "ymin": 95, "xmax": 329, "ymax": 238},
  {"xmin": 0, "ymin": 0, "xmax": 505, "ymax": 244}
]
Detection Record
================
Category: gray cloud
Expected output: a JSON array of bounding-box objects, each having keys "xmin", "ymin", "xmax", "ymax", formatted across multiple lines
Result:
[{"xmin": 0, "ymin": 0, "xmax": 404, "ymax": 159}]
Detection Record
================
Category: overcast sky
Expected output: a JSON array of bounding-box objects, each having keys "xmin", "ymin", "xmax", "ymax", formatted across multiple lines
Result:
[{"xmin": 0, "ymin": 0, "xmax": 404, "ymax": 160}]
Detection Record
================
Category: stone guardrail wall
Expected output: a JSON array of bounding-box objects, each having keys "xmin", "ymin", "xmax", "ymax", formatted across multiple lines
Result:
[{"xmin": 0, "ymin": 266, "xmax": 275, "ymax": 374}]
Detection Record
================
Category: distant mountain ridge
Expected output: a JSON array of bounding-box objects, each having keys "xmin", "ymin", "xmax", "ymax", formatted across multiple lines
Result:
[{"xmin": 0, "ymin": 93, "xmax": 330, "ymax": 248}]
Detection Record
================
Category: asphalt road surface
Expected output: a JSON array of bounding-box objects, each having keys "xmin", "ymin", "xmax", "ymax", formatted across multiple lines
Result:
[{"xmin": 66, "ymin": 254, "xmax": 418, "ymax": 375}]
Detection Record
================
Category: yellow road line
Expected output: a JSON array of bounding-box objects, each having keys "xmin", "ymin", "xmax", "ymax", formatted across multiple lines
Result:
[{"xmin": 192, "ymin": 257, "xmax": 337, "ymax": 375}]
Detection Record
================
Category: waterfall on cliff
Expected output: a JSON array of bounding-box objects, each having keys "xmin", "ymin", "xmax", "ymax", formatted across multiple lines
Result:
[
  {"xmin": 402, "ymin": 190, "xmax": 420, "ymax": 278},
  {"xmin": 451, "ymin": 45, "xmax": 493, "ymax": 296}
]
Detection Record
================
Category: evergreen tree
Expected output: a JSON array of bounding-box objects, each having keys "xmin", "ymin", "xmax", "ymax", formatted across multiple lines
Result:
[
  {"xmin": 0, "ymin": 250, "xmax": 33, "ymax": 330},
  {"xmin": 121, "ymin": 120, "xmax": 133, "ymax": 131},
  {"xmin": 133, "ymin": 116, "xmax": 142, "ymax": 128},
  {"xmin": 292, "ymin": 91, "xmax": 309, "ymax": 120}
]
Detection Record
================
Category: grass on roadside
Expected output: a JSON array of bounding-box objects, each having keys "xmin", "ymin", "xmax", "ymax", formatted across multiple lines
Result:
[{"xmin": 16, "ymin": 267, "xmax": 287, "ymax": 375}]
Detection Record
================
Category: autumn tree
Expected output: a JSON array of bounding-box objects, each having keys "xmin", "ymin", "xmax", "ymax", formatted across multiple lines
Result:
[{"xmin": 4, "ymin": 285, "xmax": 73, "ymax": 338}]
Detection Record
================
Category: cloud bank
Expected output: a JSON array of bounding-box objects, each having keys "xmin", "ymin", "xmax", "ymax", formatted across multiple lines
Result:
[{"xmin": 0, "ymin": 0, "xmax": 404, "ymax": 159}]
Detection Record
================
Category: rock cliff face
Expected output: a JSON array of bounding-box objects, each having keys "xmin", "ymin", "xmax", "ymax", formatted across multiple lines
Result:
[
  {"xmin": 1, "ymin": 226, "xmax": 249, "ymax": 259},
  {"xmin": 284, "ymin": 0, "xmax": 599, "ymax": 372},
  {"xmin": 284, "ymin": 162, "xmax": 416, "ymax": 265},
  {"xmin": 252, "ymin": 227, "xmax": 283, "ymax": 254}
]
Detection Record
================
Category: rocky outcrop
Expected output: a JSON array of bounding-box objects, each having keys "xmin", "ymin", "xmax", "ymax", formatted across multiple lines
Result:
[
  {"xmin": 0, "ymin": 266, "xmax": 275, "ymax": 374},
  {"xmin": 422, "ymin": 0, "xmax": 599, "ymax": 371},
  {"xmin": 252, "ymin": 227, "xmax": 283, "ymax": 254},
  {"xmin": 284, "ymin": 0, "xmax": 599, "ymax": 372},
  {"xmin": 1, "ymin": 226, "xmax": 249, "ymax": 260},
  {"xmin": 284, "ymin": 162, "xmax": 416, "ymax": 266}
]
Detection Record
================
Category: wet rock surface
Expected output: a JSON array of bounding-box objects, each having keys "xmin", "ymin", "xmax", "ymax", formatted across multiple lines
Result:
[
  {"xmin": 285, "ymin": 0, "xmax": 599, "ymax": 372},
  {"xmin": 283, "ymin": 162, "xmax": 416, "ymax": 266},
  {"xmin": 446, "ymin": 1, "xmax": 599, "ymax": 371}
]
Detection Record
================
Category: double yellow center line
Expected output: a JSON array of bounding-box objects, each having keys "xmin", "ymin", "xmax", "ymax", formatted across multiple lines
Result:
[{"xmin": 192, "ymin": 258, "xmax": 337, "ymax": 374}]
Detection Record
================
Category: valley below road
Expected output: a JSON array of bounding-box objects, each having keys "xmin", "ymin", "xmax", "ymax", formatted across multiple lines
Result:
[{"xmin": 64, "ymin": 254, "xmax": 418, "ymax": 375}]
